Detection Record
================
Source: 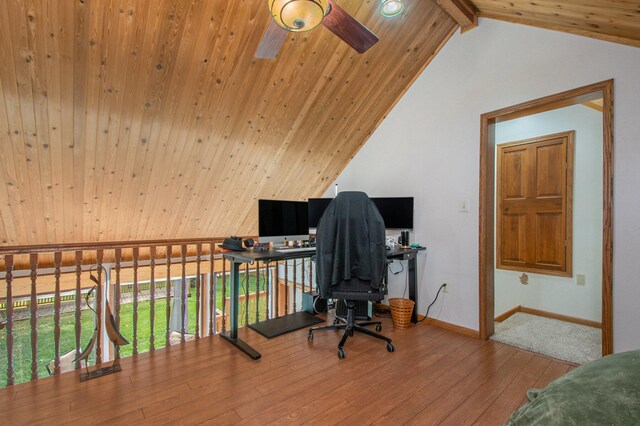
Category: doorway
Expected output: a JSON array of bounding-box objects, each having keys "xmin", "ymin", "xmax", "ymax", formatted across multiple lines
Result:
[{"xmin": 479, "ymin": 80, "xmax": 613, "ymax": 357}]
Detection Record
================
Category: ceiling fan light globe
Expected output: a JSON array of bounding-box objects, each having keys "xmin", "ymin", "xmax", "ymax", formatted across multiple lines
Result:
[
  {"xmin": 381, "ymin": 0, "xmax": 404, "ymax": 17},
  {"xmin": 270, "ymin": 0, "xmax": 329, "ymax": 32}
]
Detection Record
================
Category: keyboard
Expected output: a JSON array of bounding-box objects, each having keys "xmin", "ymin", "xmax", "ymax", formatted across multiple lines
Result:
[{"xmin": 276, "ymin": 247, "xmax": 316, "ymax": 253}]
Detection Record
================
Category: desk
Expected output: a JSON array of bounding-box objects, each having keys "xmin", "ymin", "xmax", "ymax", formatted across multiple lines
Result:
[
  {"xmin": 222, "ymin": 246, "xmax": 425, "ymax": 359},
  {"xmin": 385, "ymin": 246, "xmax": 426, "ymax": 323}
]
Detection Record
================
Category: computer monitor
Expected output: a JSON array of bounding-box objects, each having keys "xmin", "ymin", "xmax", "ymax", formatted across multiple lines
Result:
[
  {"xmin": 307, "ymin": 197, "xmax": 414, "ymax": 230},
  {"xmin": 258, "ymin": 199, "xmax": 309, "ymax": 244},
  {"xmin": 308, "ymin": 198, "xmax": 334, "ymax": 228},
  {"xmin": 372, "ymin": 197, "xmax": 414, "ymax": 230}
]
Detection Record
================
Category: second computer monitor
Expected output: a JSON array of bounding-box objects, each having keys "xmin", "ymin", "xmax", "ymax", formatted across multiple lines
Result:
[{"xmin": 308, "ymin": 197, "xmax": 413, "ymax": 230}]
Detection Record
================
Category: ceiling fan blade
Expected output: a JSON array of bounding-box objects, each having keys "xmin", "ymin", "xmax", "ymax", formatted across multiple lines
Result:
[
  {"xmin": 255, "ymin": 19, "xmax": 288, "ymax": 59},
  {"xmin": 322, "ymin": 0, "xmax": 379, "ymax": 54}
]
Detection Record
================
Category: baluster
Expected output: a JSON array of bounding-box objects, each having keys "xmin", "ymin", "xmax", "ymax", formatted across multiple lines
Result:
[
  {"xmin": 132, "ymin": 247, "xmax": 139, "ymax": 355},
  {"xmin": 29, "ymin": 253, "xmax": 38, "ymax": 380},
  {"xmin": 284, "ymin": 261, "xmax": 289, "ymax": 315},
  {"xmin": 115, "ymin": 248, "xmax": 122, "ymax": 359},
  {"xmin": 301, "ymin": 258, "xmax": 306, "ymax": 294},
  {"xmin": 209, "ymin": 242, "xmax": 215, "ymax": 335},
  {"xmin": 96, "ymin": 250, "xmax": 103, "ymax": 364},
  {"xmin": 293, "ymin": 260, "xmax": 297, "ymax": 313},
  {"xmin": 195, "ymin": 243, "xmax": 201, "ymax": 339},
  {"xmin": 245, "ymin": 263, "xmax": 249, "ymax": 326},
  {"xmin": 74, "ymin": 251, "xmax": 82, "ymax": 369},
  {"xmin": 221, "ymin": 258, "xmax": 227, "ymax": 332},
  {"xmin": 255, "ymin": 261, "xmax": 260, "ymax": 322},
  {"xmin": 265, "ymin": 262, "xmax": 270, "ymax": 320},
  {"xmin": 149, "ymin": 246, "xmax": 156, "ymax": 351},
  {"xmin": 275, "ymin": 261, "xmax": 280, "ymax": 318},
  {"xmin": 5, "ymin": 255, "xmax": 14, "ymax": 386},
  {"xmin": 53, "ymin": 252, "xmax": 62, "ymax": 375},
  {"xmin": 181, "ymin": 245, "xmax": 187, "ymax": 342},
  {"xmin": 309, "ymin": 257, "xmax": 313, "ymax": 292},
  {"xmin": 165, "ymin": 245, "xmax": 172, "ymax": 347}
]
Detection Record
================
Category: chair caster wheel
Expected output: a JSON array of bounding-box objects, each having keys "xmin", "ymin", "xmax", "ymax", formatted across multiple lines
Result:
[
  {"xmin": 376, "ymin": 324, "xmax": 382, "ymax": 332},
  {"xmin": 338, "ymin": 348, "xmax": 345, "ymax": 359},
  {"xmin": 307, "ymin": 331, "xmax": 313, "ymax": 341},
  {"xmin": 387, "ymin": 342, "xmax": 395, "ymax": 353}
]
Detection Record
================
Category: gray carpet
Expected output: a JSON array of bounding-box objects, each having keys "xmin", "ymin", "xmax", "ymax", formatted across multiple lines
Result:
[{"xmin": 491, "ymin": 312, "xmax": 601, "ymax": 364}]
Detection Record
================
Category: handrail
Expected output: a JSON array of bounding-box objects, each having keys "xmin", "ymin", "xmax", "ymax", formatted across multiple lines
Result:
[
  {"xmin": 0, "ymin": 236, "xmax": 258, "ymax": 255},
  {"xmin": 1, "ymin": 236, "xmax": 310, "ymax": 388}
]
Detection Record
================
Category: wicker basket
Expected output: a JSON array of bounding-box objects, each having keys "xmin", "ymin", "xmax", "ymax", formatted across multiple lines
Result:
[{"xmin": 389, "ymin": 298, "xmax": 415, "ymax": 329}]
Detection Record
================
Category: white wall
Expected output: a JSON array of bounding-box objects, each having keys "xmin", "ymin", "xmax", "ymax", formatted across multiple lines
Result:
[
  {"xmin": 327, "ymin": 19, "xmax": 640, "ymax": 352},
  {"xmin": 494, "ymin": 105, "xmax": 602, "ymax": 321}
]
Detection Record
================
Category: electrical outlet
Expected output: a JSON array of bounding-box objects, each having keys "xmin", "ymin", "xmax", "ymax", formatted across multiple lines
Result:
[{"xmin": 442, "ymin": 283, "xmax": 449, "ymax": 293}]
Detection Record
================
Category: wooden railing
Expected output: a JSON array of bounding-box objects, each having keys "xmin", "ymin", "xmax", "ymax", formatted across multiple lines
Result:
[{"xmin": 0, "ymin": 239, "xmax": 314, "ymax": 387}]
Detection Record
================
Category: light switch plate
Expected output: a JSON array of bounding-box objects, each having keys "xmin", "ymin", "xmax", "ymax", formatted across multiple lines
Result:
[
  {"xmin": 576, "ymin": 274, "xmax": 586, "ymax": 285},
  {"xmin": 459, "ymin": 199, "xmax": 469, "ymax": 213}
]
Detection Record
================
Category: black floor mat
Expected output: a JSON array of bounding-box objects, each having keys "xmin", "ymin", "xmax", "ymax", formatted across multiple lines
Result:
[{"xmin": 248, "ymin": 311, "xmax": 324, "ymax": 339}]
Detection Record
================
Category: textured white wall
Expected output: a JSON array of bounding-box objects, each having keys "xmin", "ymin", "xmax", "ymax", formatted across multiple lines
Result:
[
  {"xmin": 494, "ymin": 105, "xmax": 603, "ymax": 321},
  {"xmin": 326, "ymin": 19, "xmax": 640, "ymax": 352}
]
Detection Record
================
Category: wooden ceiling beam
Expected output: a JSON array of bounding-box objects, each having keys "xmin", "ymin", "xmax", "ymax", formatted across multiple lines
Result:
[
  {"xmin": 437, "ymin": 0, "xmax": 479, "ymax": 32},
  {"xmin": 472, "ymin": 0, "xmax": 640, "ymax": 49}
]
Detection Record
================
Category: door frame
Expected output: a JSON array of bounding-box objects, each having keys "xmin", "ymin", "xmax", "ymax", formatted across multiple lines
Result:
[{"xmin": 478, "ymin": 80, "xmax": 614, "ymax": 355}]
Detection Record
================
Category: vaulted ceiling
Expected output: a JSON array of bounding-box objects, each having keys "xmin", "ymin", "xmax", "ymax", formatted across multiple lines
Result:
[
  {"xmin": 0, "ymin": 0, "xmax": 458, "ymax": 246},
  {"xmin": 0, "ymin": 0, "xmax": 638, "ymax": 248}
]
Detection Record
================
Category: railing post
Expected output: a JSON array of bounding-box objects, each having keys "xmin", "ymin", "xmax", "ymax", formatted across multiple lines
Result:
[
  {"xmin": 102, "ymin": 263, "xmax": 111, "ymax": 362},
  {"xmin": 221, "ymin": 258, "xmax": 227, "ymax": 332},
  {"xmin": 149, "ymin": 246, "xmax": 156, "ymax": 351},
  {"xmin": 5, "ymin": 255, "xmax": 14, "ymax": 386},
  {"xmin": 132, "ymin": 247, "xmax": 139, "ymax": 356},
  {"xmin": 195, "ymin": 244, "xmax": 202, "ymax": 339},
  {"xmin": 165, "ymin": 245, "xmax": 172, "ymax": 347},
  {"xmin": 74, "ymin": 251, "xmax": 83, "ymax": 369},
  {"xmin": 114, "ymin": 248, "xmax": 122, "ymax": 360},
  {"xmin": 209, "ymin": 241, "xmax": 218, "ymax": 336},
  {"xmin": 309, "ymin": 257, "xmax": 313, "ymax": 293},
  {"xmin": 181, "ymin": 245, "xmax": 187, "ymax": 342},
  {"xmin": 29, "ymin": 253, "xmax": 38, "ymax": 380},
  {"xmin": 284, "ymin": 261, "xmax": 289, "ymax": 315},
  {"xmin": 274, "ymin": 262, "xmax": 279, "ymax": 318},
  {"xmin": 301, "ymin": 258, "xmax": 306, "ymax": 294},
  {"xmin": 293, "ymin": 260, "xmax": 297, "ymax": 313},
  {"xmin": 53, "ymin": 252, "xmax": 62, "ymax": 375},
  {"xmin": 265, "ymin": 262, "xmax": 270, "ymax": 320},
  {"xmin": 256, "ymin": 261, "xmax": 260, "ymax": 323},
  {"xmin": 245, "ymin": 263, "xmax": 250, "ymax": 326},
  {"xmin": 96, "ymin": 250, "xmax": 104, "ymax": 364}
]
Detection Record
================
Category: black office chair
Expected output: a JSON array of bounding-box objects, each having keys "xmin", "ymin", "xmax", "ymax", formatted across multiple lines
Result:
[{"xmin": 307, "ymin": 191, "xmax": 394, "ymax": 359}]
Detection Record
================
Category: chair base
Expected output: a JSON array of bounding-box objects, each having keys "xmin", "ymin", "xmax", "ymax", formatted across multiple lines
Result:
[{"xmin": 308, "ymin": 301, "xmax": 394, "ymax": 359}]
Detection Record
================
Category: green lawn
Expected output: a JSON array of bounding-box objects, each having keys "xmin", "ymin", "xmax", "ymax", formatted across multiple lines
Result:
[{"xmin": 0, "ymin": 273, "xmax": 268, "ymax": 387}]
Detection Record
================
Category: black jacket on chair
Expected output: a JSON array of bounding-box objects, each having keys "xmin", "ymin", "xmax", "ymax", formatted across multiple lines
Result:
[{"xmin": 315, "ymin": 191, "xmax": 386, "ymax": 299}]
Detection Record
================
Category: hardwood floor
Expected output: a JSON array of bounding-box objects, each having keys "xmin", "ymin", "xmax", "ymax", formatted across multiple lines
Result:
[{"xmin": 1, "ymin": 317, "xmax": 573, "ymax": 425}]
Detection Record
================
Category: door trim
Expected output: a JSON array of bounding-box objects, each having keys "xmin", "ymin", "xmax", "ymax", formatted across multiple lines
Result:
[{"xmin": 479, "ymin": 79, "xmax": 614, "ymax": 355}]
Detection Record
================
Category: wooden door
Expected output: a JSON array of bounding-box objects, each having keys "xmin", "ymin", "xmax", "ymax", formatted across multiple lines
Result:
[{"xmin": 496, "ymin": 131, "xmax": 574, "ymax": 276}]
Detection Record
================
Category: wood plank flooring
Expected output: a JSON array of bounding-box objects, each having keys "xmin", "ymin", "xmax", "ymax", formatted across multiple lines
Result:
[{"xmin": 0, "ymin": 317, "xmax": 573, "ymax": 425}]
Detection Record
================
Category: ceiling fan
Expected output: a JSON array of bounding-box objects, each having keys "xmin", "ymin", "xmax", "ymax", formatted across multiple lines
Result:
[{"xmin": 255, "ymin": 0, "xmax": 379, "ymax": 59}]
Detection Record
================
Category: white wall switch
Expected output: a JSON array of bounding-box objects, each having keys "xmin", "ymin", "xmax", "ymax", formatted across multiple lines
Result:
[
  {"xmin": 576, "ymin": 274, "xmax": 586, "ymax": 285},
  {"xmin": 459, "ymin": 199, "xmax": 469, "ymax": 213}
]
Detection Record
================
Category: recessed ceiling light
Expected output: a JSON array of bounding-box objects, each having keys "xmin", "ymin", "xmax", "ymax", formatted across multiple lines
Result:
[{"xmin": 381, "ymin": 0, "xmax": 404, "ymax": 18}]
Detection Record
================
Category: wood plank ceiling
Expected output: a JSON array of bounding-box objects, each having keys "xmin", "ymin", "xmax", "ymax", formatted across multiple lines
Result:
[
  {"xmin": 472, "ymin": 0, "xmax": 640, "ymax": 48},
  {"xmin": 0, "ymin": 0, "xmax": 458, "ymax": 246}
]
